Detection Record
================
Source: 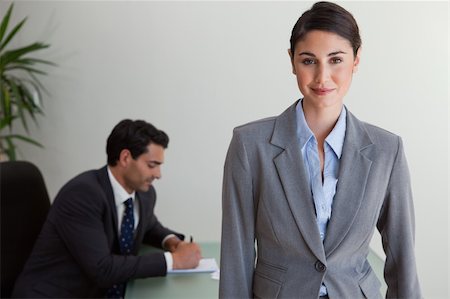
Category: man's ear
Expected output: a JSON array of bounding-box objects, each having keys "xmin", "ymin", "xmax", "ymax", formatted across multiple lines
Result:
[
  {"xmin": 288, "ymin": 49, "xmax": 296, "ymax": 75},
  {"xmin": 353, "ymin": 47, "xmax": 361, "ymax": 73},
  {"xmin": 118, "ymin": 149, "xmax": 132, "ymax": 167}
]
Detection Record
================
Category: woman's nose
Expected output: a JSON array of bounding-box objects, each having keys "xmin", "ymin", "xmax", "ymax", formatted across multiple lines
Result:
[{"xmin": 315, "ymin": 63, "xmax": 331, "ymax": 84}]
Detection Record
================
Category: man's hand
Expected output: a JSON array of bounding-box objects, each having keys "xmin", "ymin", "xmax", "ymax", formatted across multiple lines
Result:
[
  {"xmin": 172, "ymin": 242, "xmax": 201, "ymax": 269},
  {"xmin": 164, "ymin": 236, "xmax": 182, "ymax": 252}
]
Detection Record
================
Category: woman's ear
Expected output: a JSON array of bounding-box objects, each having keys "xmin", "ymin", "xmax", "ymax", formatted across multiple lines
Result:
[
  {"xmin": 288, "ymin": 49, "xmax": 296, "ymax": 75},
  {"xmin": 353, "ymin": 47, "xmax": 361, "ymax": 73}
]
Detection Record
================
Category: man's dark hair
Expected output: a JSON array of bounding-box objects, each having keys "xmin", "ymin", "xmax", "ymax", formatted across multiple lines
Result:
[
  {"xmin": 290, "ymin": 1, "xmax": 361, "ymax": 58},
  {"xmin": 106, "ymin": 119, "xmax": 169, "ymax": 166}
]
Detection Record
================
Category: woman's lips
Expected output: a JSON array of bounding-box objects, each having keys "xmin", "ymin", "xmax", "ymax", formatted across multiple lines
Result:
[{"xmin": 311, "ymin": 87, "xmax": 335, "ymax": 95}]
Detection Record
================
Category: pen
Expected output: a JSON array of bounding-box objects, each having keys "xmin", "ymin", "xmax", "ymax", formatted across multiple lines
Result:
[{"xmin": 190, "ymin": 235, "xmax": 193, "ymax": 243}]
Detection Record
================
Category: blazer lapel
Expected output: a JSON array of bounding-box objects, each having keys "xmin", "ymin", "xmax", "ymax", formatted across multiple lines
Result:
[
  {"xmin": 271, "ymin": 102, "xmax": 326, "ymax": 263},
  {"xmin": 323, "ymin": 111, "xmax": 375, "ymax": 256},
  {"xmin": 133, "ymin": 192, "xmax": 147, "ymax": 250},
  {"xmin": 98, "ymin": 166, "xmax": 120, "ymax": 240}
]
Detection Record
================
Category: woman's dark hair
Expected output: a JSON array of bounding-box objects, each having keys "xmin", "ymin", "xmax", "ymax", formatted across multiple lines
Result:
[
  {"xmin": 106, "ymin": 119, "xmax": 169, "ymax": 166},
  {"xmin": 290, "ymin": 1, "xmax": 361, "ymax": 57}
]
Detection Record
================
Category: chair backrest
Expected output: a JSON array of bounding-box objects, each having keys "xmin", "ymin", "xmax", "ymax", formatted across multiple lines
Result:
[{"xmin": 0, "ymin": 161, "xmax": 51, "ymax": 298}]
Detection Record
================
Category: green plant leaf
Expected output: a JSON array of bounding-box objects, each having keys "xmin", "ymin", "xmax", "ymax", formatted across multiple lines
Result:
[
  {"xmin": 4, "ymin": 136, "xmax": 16, "ymax": 161},
  {"xmin": 0, "ymin": 82, "xmax": 4, "ymax": 117},
  {"xmin": 0, "ymin": 16, "xmax": 27, "ymax": 51},
  {"xmin": 0, "ymin": 77, "xmax": 12, "ymax": 124},
  {"xmin": 4, "ymin": 64, "xmax": 48, "ymax": 75},
  {"xmin": 0, "ymin": 3, "xmax": 13, "ymax": 46},
  {"xmin": 6, "ymin": 134, "xmax": 43, "ymax": 147},
  {"xmin": 17, "ymin": 57, "xmax": 57, "ymax": 66},
  {"xmin": 20, "ymin": 80, "xmax": 44, "ymax": 126},
  {"xmin": 0, "ymin": 115, "xmax": 16, "ymax": 130},
  {"xmin": 0, "ymin": 133, "xmax": 43, "ymax": 161},
  {"xmin": 0, "ymin": 4, "xmax": 55, "ymax": 160},
  {"xmin": 8, "ymin": 77, "xmax": 30, "ymax": 132},
  {"xmin": 3, "ymin": 57, "xmax": 56, "ymax": 68},
  {"xmin": 21, "ymin": 78, "xmax": 43, "ymax": 116},
  {"xmin": 5, "ymin": 74, "xmax": 42, "ymax": 111},
  {"xmin": 0, "ymin": 135, "xmax": 16, "ymax": 161},
  {"xmin": 0, "ymin": 42, "xmax": 49, "ymax": 69},
  {"xmin": 28, "ymin": 71, "xmax": 47, "ymax": 95}
]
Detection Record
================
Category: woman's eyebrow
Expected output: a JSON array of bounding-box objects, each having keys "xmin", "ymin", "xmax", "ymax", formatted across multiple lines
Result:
[
  {"xmin": 328, "ymin": 50, "xmax": 346, "ymax": 56},
  {"xmin": 298, "ymin": 50, "xmax": 347, "ymax": 57},
  {"xmin": 298, "ymin": 51, "xmax": 315, "ymax": 57}
]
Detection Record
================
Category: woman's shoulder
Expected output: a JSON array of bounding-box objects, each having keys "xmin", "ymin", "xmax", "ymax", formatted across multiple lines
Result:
[
  {"xmin": 362, "ymin": 121, "xmax": 398, "ymax": 138},
  {"xmin": 359, "ymin": 119, "xmax": 402, "ymax": 151},
  {"xmin": 347, "ymin": 109, "xmax": 400, "ymax": 139},
  {"xmin": 233, "ymin": 116, "xmax": 277, "ymax": 135},
  {"xmin": 346, "ymin": 110, "xmax": 402, "ymax": 152}
]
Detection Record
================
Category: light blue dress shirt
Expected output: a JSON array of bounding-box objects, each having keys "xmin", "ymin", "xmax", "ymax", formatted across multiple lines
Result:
[{"xmin": 295, "ymin": 99, "xmax": 347, "ymax": 296}]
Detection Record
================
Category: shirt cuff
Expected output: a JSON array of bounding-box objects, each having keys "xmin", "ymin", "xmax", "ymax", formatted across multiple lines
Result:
[{"xmin": 164, "ymin": 251, "xmax": 173, "ymax": 271}]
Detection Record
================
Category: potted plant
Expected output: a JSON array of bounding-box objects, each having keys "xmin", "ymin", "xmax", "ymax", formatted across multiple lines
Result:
[{"xmin": 0, "ymin": 3, "xmax": 55, "ymax": 161}]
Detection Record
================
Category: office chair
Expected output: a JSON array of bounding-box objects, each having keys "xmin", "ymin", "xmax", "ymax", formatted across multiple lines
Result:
[{"xmin": 0, "ymin": 161, "xmax": 51, "ymax": 298}]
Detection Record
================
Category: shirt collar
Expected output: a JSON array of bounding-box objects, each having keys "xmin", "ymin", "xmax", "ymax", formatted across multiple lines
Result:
[
  {"xmin": 325, "ymin": 105, "xmax": 346, "ymax": 159},
  {"xmin": 295, "ymin": 99, "xmax": 347, "ymax": 158},
  {"xmin": 107, "ymin": 166, "xmax": 135, "ymax": 207},
  {"xmin": 296, "ymin": 100, "xmax": 315, "ymax": 149}
]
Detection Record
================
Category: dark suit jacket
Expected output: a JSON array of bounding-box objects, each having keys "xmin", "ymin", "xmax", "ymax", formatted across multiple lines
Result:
[{"xmin": 12, "ymin": 166, "xmax": 183, "ymax": 298}]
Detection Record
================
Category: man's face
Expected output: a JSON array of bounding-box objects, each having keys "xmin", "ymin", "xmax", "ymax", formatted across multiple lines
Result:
[{"xmin": 122, "ymin": 143, "xmax": 165, "ymax": 193}]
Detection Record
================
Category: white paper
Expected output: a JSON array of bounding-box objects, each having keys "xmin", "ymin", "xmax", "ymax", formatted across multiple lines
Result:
[
  {"xmin": 211, "ymin": 269, "xmax": 220, "ymax": 280},
  {"xmin": 168, "ymin": 258, "xmax": 219, "ymax": 274}
]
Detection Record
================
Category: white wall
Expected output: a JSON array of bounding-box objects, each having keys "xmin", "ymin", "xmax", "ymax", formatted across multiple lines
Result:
[{"xmin": 1, "ymin": 1, "xmax": 448, "ymax": 297}]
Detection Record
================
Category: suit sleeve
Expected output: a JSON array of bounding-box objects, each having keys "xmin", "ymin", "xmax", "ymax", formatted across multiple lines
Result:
[
  {"xmin": 219, "ymin": 129, "xmax": 256, "ymax": 299},
  {"xmin": 53, "ymin": 183, "xmax": 167, "ymax": 288},
  {"xmin": 376, "ymin": 137, "xmax": 422, "ymax": 298}
]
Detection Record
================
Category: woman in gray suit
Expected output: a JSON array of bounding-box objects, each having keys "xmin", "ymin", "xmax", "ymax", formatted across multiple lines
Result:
[{"xmin": 219, "ymin": 2, "xmax": 421, "ymax": 298}]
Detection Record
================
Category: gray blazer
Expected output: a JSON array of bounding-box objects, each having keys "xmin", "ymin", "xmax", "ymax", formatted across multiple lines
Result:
[{"xmin": 219, "ymin": 101, "xmax": 421, "ymax": 299}]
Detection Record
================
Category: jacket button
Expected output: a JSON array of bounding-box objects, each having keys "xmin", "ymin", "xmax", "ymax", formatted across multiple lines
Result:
[{"xmin": 315, "ymin": 260, "xmax": 326, "ymax": 272}]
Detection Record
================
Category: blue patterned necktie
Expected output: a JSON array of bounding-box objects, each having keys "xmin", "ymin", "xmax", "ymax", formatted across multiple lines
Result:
[
  {"xmin": 119, "ymin": 198, "xmax": 135, "ymax": 254},
  {"xmin": 106, "ymin": 198, "xmax": 135, "ymax": 298}
]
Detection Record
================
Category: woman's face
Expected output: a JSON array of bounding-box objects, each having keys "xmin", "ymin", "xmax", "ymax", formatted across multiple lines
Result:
[{"xmin": 289, "ymin": 30, "xmax": 360, "ymax": 110}]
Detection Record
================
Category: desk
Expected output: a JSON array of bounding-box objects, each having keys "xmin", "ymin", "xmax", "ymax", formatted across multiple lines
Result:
[
  {"xmin": 126, "ymin": 242, "xmax": 386, "ymax": 298},
  {"xmin": 126, "ymin": 242, "xmax": 219, "ymax": 299}
]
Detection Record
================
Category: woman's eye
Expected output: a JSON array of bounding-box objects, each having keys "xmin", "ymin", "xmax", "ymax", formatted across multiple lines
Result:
[
  {"xmin": 302, "ymin": 59, "xmax": 315, "ymax": 65},
  {"xmin": 331, "ymin": 57, "xmax": 342, "ymax": 64}
]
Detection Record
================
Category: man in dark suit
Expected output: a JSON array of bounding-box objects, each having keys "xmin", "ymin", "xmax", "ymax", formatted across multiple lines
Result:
[{"xmin": 12, "ymin": 119, "xmax": 201, "ymax": 298}]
